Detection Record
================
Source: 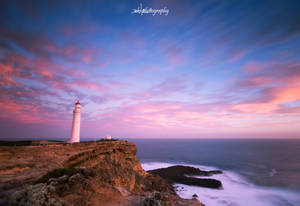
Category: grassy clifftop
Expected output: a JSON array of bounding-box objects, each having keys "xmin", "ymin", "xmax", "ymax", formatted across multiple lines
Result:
[{"xmin": 1, "ymin": 140, "xmax": 203, "ymax": 206}]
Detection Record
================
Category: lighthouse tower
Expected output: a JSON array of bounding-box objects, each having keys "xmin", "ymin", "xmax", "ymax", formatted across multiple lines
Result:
[{"xmin": 68, "ymin": 101, "xmax": 81, "ymax": 143}]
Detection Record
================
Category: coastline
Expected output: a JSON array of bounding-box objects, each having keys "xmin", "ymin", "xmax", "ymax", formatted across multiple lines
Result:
[
  {"xmin": 1, "ymin": 139, "xmax": 300, "ymax": 205},
  {"xmin": 141, "ymin": 162, "xmax": 300, "ymax": 206},
  {"xmin": 0, "ymin": 140, "xmax": 204, "ymax": 206}
]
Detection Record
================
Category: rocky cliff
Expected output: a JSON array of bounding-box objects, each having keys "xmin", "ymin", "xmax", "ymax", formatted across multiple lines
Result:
[{"xmin": 0, "ymin": 140, "xmax": 203, "ymax": 206}]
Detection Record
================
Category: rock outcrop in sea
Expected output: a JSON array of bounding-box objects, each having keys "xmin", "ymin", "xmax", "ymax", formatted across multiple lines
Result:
[{"xmin": 148, "ymin": 165, "xmax": 223, "ymax": 189}]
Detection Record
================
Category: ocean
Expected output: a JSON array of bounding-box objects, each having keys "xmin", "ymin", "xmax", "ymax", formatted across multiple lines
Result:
[{"xmin": 132, "ymin": 139, "xmax": 300, "ymax": 206}]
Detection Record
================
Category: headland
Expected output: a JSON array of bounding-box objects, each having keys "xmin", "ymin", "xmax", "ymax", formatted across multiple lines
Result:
[{"xmin": 0, "ymin": 140, "xmax": 206, "ymax": 206}]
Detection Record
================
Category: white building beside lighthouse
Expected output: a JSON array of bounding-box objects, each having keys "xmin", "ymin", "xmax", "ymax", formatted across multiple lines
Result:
[{"xmin": 68, "ymin": 101, "xmax": 81, "ymax": 143}]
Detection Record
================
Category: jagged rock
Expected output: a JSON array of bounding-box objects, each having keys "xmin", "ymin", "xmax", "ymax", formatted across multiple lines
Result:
[
  {"xmin": 68, "ymin": 173, "xmax": 84, "ymax": 186},
  {"xmin": 142, "ymin": 192, "xmax": 168, "ymax": 206},
  {"xmin": 10, "ymin": 183, "xmax": 64, "ymax": 206},
  {"xmin": 142, "ymin": 192, "xmax": 204, "ymax": 206}
]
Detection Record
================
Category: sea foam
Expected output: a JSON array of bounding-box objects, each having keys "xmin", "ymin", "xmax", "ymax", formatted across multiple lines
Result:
[{"xmin": 141, "ymin": 162, "xmax": 300, "ymax": 206}]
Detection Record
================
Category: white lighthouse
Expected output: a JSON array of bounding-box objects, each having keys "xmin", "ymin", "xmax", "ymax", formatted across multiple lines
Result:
[{"xmin": 68, "ymin": 101, "xmax": 81, "ymax": 143}]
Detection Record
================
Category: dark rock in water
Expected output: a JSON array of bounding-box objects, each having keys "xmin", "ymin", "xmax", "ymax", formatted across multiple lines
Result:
[
  {"xmin": 192, "ymin": 194, "xmax": 198, "ymax": 198},
  {"xmin": 149, "ymin": 165, "xmax": 222, "ymax": 177},
  {"xmin": 148, "ymin": 165, "xmax": 223, "ymax": 189}
]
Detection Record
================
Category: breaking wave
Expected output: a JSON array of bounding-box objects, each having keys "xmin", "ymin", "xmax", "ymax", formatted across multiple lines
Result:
[{"xmin": 142, "ymin": 162, "xmax": 300, "ymax": 206}]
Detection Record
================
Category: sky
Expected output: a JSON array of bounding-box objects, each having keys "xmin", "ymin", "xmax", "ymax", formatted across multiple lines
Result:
[{"xmin": 0, "ymin": 0, "xmax": 300, "ymax": 140}]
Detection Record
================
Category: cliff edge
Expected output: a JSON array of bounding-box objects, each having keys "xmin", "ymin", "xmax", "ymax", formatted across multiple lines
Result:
[{"xmin": 0, "ymin": 140, "xmax": 203, "ymax": 206}]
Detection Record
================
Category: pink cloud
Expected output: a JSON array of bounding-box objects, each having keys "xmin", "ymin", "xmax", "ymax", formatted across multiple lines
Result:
[
  {"xmin": 230, "ymin": 61, "xmax": 300, "ymax": 114},
  {"xmin": 229, "ymin": 49, "xmax": 249, "ymax": 62},
  {"xmin": 236, "ymin": 76, "xmax": 272, "ymax": 88},
  {"xmin": 0, "ymin": 98, "xmax": 41, "ymax": 122},
  {"xmin": 59, "ymin": 21, "xmax": 100, "ymax": 38},
  {"xmin": 159, "ymin": 40, "xmax": 185, "ymax": 66},
  {"xmin": 242, "ymin": 61, "xmax": 265, "ymax": 73},
  {"xmin": 134, "ymin": 78, "xmax": 187, "ymax": 100},
  {"xmin": 84, "ymin": 100, "xmax": 299, "ymax": 138},
  {"xmin": 0, "ymin": 62, "xmax": 22, "ymax": 86},
  {"xmin": 232, "ymin": 103, "xmax": 278, "ymax": 114},
  {"xmin": 3, "ymin": 53, "xmax": 98, "ymax": 93},
  {"xmin": 1, "ymin": 19, "xmax": 108, "ymax": 69},
  {"xmin": 270, "ymin": 85, "xmax": 300, "ymax": 105},
  {"xmin": 119, "ymin": 31, "xmax": 144, "ymax": 47},
  {"xmin": 70, "ymin": 80, "xmax": 108, "ymax": 92}
]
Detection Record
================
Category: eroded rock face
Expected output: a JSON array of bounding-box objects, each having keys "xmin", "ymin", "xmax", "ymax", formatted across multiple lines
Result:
[
  {"xmin": 5, "ymin": 141, "xmax": 205, "ymax": 206},
  {"xmin": 11, "ymin": 167, "xmax": 118, "ymax": 206},
  {"xmin": 62, "ymin": 141, "xmax": 146, "ymax": 192},
  {"xmin": 10, "ymin": 183, "xmax": 64, "ymax": 206}
]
